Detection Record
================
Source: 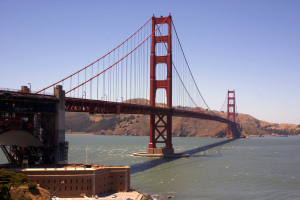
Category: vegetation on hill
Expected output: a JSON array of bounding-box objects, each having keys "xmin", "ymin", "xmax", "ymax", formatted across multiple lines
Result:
[
  {"xmin": 66, "ymin": 113, "xmax": 136, "ymax": 133},
  {"xmin": 65, "ymin": 113, "xmax": 94, "ymax": 132},
  {"xmin": 0, "ymin": 169, "xmax": 29, "ymax": 199},
  {"xmin": 0, "ymin": 169, "xmax": 50, "ymax": 200}
]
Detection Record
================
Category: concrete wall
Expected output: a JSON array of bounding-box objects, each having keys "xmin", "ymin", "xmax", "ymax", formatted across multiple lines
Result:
[{"xmin": 54, "ymin": 85, "xmax": 66, "ymax": 164}]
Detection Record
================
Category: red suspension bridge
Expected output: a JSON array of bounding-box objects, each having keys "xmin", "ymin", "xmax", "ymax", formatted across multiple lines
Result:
[{"xmin": 0, "ymin": 14, "xmax": 238, "ymax": 165}]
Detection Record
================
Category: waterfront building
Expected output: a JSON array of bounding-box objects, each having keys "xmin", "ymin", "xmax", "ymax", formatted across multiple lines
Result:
[{"xmin": 6, "ymin": 164, "xmax": 130, "ymax": 198}]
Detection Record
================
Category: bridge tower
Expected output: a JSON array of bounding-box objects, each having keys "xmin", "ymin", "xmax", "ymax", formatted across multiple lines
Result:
[
  {"xmin": 227, "ymin": 90, "xmax": 236, "ymax": 138},
  {"xmin": 148, "ymin": 15, "xmax": 174, "ymax": 155}
]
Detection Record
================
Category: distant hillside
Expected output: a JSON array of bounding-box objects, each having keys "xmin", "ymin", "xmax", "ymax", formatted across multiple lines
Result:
[{"xmin": 65, "ymin": 99, "xmax": 300, "ymax": 137}]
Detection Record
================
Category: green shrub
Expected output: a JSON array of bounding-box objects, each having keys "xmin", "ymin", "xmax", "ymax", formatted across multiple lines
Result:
[{"xmin": 28, "ymin": 182, "xmax": 37, "ymax": 190}]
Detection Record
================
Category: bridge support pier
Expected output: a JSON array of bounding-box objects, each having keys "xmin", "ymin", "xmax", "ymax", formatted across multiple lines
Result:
[
  {"xmin": 54, "ymin": 85, "xmax": 68, "ymax": 164},
  {"xmin": 147, "ymin": 113, "xmax": 174, "ymax": 156},
  {"xmin": 147, "ymin": 114, "xmax": 174, "ymax": 155}
]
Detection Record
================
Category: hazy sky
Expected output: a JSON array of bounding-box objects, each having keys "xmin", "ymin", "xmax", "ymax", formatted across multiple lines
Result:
[{"xmin": 1, "ymin": 0, "xmax": 299, "ymax": 124}]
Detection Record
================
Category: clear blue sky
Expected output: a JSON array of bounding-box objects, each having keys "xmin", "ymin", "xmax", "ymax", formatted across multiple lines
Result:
[{"xmin": 1, "ymin": 0, "xmax": 299, "ymax": 124}]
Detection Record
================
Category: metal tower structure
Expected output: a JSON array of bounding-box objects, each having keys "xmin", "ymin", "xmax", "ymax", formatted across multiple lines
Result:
[
  {"xmin": 148, "ymin": 15, "xmax": 174, "ymax": 155},
  {"xmin": 227, "ymin": 90, "xmax": 236, "ymax": 138}
]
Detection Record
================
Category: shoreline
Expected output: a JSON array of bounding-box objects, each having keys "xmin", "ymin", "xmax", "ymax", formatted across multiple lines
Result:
[
  {"xmin": 65, "ymin": 132, "xmax": 300, "ymax": 137},
  {"xmin": 65, "ymin": 133, "xmax": 227, "ymax": 138}
]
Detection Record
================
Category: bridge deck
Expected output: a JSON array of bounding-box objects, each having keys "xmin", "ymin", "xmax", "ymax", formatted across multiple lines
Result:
[
  {"xmin": 65, "ymin": 97, "xmax": 236, "ymax": 125},
  {"xmin": 0, "ymin": 91, "xmax": 236, "ymax": 126}
]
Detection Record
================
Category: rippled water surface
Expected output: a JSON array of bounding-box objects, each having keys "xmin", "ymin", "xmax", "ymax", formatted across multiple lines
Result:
[{"xmin": 1, "ymin": 135, "xmax": 300, "ymax": 199}]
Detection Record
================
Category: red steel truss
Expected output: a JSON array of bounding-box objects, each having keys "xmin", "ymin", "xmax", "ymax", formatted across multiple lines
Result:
[{"xmin": 0, "ymin": 90, "xmax": 57, "ymax": 165}]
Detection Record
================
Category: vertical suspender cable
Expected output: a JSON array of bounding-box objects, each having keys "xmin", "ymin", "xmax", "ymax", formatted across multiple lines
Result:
[
  {"xmin": 97, "ymin": 61, "xmax": 99, "ymax": 100},
  {"xmin": 103, "ymin": 57, "xmax": 105, "ymax": 100},
  {"xmin": 91, "ymin": 64, "xmax": 93, "ymax": 99}
]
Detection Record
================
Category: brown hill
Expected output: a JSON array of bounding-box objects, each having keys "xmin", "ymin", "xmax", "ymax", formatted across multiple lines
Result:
[
  {"xmin": 65, "ymin": 99, "xmax": 300, "ymax": 137},
  {"xmin": 10, "ymin": 186, "xmax": 50, "ymax": 200}
]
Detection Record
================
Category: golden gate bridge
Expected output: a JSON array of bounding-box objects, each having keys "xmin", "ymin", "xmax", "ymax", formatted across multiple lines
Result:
[{"xmin": 0, "ymin": 14, "xmax": 237, "ymax": 166}]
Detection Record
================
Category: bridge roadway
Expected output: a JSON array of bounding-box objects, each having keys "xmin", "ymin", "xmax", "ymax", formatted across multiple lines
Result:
[
  {"xmin": 65, "ymin": 97, "xmax": 236, "ymax": 125},
  {"xmin": 0, "ymin": 89, "xmax": 235, "ymax": 127}
]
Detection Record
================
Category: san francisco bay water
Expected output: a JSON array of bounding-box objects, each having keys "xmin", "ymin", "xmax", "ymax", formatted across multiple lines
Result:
[{"xmin": 1, "ymin": 135, "xmax": 300, "ymax": 199}]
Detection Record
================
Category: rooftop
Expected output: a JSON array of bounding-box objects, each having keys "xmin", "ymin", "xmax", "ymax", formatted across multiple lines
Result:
[{"xmin": 0, "ymin": 163, "xmax": 130, "ymax": 171}]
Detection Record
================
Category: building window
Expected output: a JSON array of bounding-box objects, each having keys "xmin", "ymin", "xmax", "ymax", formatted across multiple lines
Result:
[
  {"xmin": 54, "ymin": 180, "xmax": 55, "ymax": 183},
  {"xmin": 59, "ymin": 187, "xmax": 61, "ymax": 191},
  {"xmin": 43, "ymin": 180, "xmax": 44, "ymax": 184},
  {"xmin": 54, "ymin": 186, "xmax": 55, "ymax": 191},
  {"xmin": 100, "ymin": 178, "xmax": 101, "ymax": 181},
  {"xmin": 120, "ymin": 182, "xmax": 122, "ymax": 185},
  {"xmin": 90, "ymin": 179, "xmax": 91, "ymax": 183},
  {"xmin": 76, "ymin": 186, "xmax": 78, "ymax": 191},
  {"xmin": 65, "ymin": 186, "xmax": 67, "ymax": 191},
  {"xmin": 82, "ymin": 179, "xmax": 83, "ymax": 183},
  {"xmin": 120, "ymin": 176, "xmax": 123, "ymax": 178},
  {"xmin": 48, "ymin": 180, "xmax": 50, "ymax": 183},
  {"xmin": 37, "ymin": 180, "xmax": 38, "ymax": 184},
  {"xmin": 111, "ymin": 182, "xmax": 113, "ymax": 185},
  {"xmin": 87, "ymin": 186, "xmax": 89, "ymax": 190},
  {"xmin": 65, "ymin": 179, "xmax": 67, "ymax": 184},
  {"xmin": 90, "ymin": 186, "xmax": 91, "ymax": 190},
  {"xmin": 76, "ymin": 179, "xmax": 78, "ymax": 183},
  {"xmin": 120, "ymin": 189, "xmax": 122, "ymax": 192},
  {"xmin": 70, "ymin": 186, "xmax": 72, "ymax": 191},
  {"xmin": 87, "ymin": 179, "xmax": 89, "ymax": 183},
  {"xmin": 48, "ymin": 187, "xmax": 49, "ymax": 190},
  {"xmin": 71, "ymin": 179, "xmax": 72, "ymax": 183},
  {"xmin": 111, "ymin": 176, "xmax": 113, "ymax": 178},
  {"xmin": 81, "ymin": 186, "xmax": 83, "ymax": 190}
]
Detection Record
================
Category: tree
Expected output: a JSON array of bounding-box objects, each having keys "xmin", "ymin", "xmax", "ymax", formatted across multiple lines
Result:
[
  {"xmin": 28, "ymin": 182, "xmax": 37, "ymax": 190},
  {"xmin": 0, "ymin": 169, "xmax": 29, "ymax": 199},
  {"xmin": 254, "ymin": 119, "xmax": 260, "ymax": 128}
]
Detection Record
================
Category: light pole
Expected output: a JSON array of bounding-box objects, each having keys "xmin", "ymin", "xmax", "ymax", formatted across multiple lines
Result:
[
  {"xmin": 28, "ymin": 83, "xmax": 31, "ymax": 92},
  {"xmin": 82, "ymin": 91, "xmax": 86, "ymax": 99},
  {"xmin": 104, "ymin": 94, "xmax": 107, "ymax": 101},
  {"xmin": 86, "ymin": 145, "xmax": 88, "ymax": 164}
]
